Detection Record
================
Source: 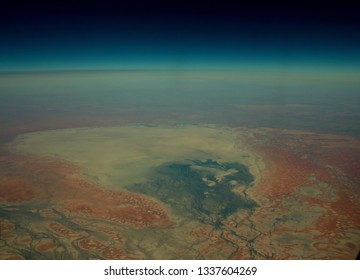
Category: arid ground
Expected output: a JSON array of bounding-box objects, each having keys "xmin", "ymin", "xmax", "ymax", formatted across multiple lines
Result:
[{"xmin": 0, "ymin": 71, "xmax": 359, "ymax": 259}]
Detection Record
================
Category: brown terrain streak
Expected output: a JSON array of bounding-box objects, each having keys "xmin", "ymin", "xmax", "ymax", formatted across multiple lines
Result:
[
  {"xmin": 0, "ymin": 218, "xmax": 15, "ymax": 233},
  {"xmin": 36, "ymin": 242, "xmax": 57, "ymax": 252},
  {"xmin": 78, "ymin": 238, "xmax": 106, "ymax": 251}
]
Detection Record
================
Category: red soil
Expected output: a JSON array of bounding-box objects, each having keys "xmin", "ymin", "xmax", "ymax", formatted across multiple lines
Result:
[
  {"xmin": 239, "ymin": 127, "xmax": 360, "ymax": 259},
  {"xmin": 49, "ymin": 222, "xmax": 85, "ymax": 240},
  {"xmin": 19, "ymin": 236, "xmax": 31, "ymax": 245},
  {"xmin": 78, "ymin": 238, "xmax": 105, "ymax": 251},
  {"xmin": 0, "ymin": 150, "xmax": 173, "ymax": 229},
  {"xmin": 36, "ymin": 242, "xmax": 57, "ymax": 252},
  {"xmin": 0, "ymin": 219, "xmax": 14, "ymax": 234},
  {"xmin": 0, "ymin": 178, "xmax": 35, "ymax": 203},
  {"xmin": 100, "ymin": 247, "xmax": 136, "ymax": 260}
]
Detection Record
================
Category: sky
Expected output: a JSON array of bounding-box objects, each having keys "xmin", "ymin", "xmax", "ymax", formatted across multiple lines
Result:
[{"xmin": 1, "ymin": 1, "xmax": 360, "ymax": 71}]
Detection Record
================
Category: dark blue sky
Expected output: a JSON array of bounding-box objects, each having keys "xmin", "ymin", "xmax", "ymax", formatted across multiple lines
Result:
[{"xmin": 1, "ymin": 1, "xmax": 360, "ymax": 71}]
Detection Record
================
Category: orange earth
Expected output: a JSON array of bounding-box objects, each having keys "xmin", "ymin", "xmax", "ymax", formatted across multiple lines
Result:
[{"xmin": 0, "ymin": 126, "xmax": 359, "ymax": 259}]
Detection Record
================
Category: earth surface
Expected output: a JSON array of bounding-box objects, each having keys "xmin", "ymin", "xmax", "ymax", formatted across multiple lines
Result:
[{"xmin": 0, "ymin": 71, "xmax": 359, "ymax": 259}]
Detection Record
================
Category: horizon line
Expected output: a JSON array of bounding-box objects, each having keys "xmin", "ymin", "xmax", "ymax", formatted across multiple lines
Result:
[{"xmin": 1, "ymin": 66, "xmax": 360, "ymax": 75}]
